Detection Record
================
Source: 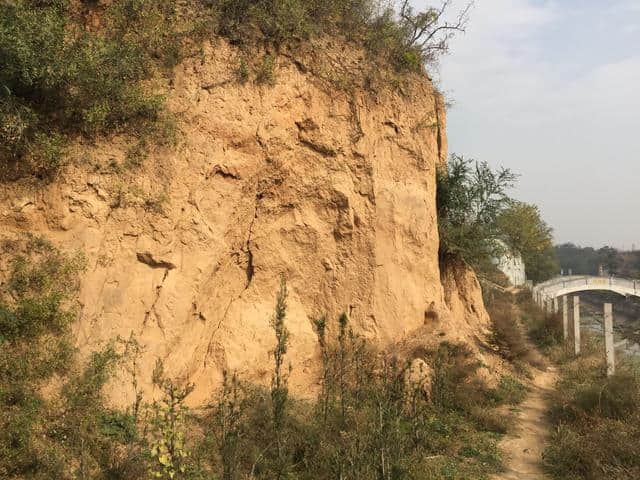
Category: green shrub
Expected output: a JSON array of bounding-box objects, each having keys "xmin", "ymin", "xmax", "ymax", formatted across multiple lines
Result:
[
  {"xmin": 436, "ymin": 155, "xmax": 517, "ymax": 273},
  {"xmin": 147, "ymin": 360, "xmax": 196, "ymax": 480},
  {"xmin": 256, "ymin": 54, "xmax": 277, "ymax": 85},
  {"xmin": 0, "ymin": 237, "xmax": 144, "ymax": 479},
  {"xmin": 0, "ymin": 0, "xmax": 180, "ymax": 179},
  {"xmin": 517, "ymin": 292, "xmax": 564, "ymax": 353},
  {"xmin": 234, "ymin": 58, "xmax": 250, "ymax": 84},
  {"xmin": 497, "ymin": 201, "xmax": 559, "ymax": 282},
  {"xmin": 492, "ymin": 375, "xmax": 528, "ymax": 406},
  {"xmin": 488, "ymin": 289, "xmax": 547, "ymax": 370}
]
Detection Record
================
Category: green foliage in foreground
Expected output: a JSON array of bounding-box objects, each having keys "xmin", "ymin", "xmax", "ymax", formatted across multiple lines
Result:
[
  {"xmin": 195, "ymin": 339, "xmax": 514, "ymax": 480},
  {"xmin": 0, "ymin": 237, "xmax": 143, "ymax": 478},
  {"xmin": 0, "ymin": 243, "xmax": 525, "ymax": 479},
  {"xmin": 516, "ymin": 292, "xmax": 640, "ymax": 480},
  {"xmin": 0, "ymin": 0, "xmax": 182, "ymax": 179},
  {"xmin": 544, "ymin": 354, "xmax": 640, "ymax": 480}
]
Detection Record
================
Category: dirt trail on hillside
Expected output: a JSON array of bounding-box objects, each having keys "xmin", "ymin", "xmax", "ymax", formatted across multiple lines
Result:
[{"xmin": 492, "ymin": 366, "xmax": 558, "ymax": 480}]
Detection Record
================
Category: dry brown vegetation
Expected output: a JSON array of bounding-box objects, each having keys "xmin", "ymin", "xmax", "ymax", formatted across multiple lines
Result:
[
  {"xmin": 515, "ymin": 292, "xmax": 640, "ymax": 480},
  {"xmin": 485, "ymin": 289, "xmax": 547, "ymax": 372}
]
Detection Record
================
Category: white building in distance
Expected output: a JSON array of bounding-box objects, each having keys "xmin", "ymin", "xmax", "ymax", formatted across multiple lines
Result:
[{"xmin": 493, "ymin": 241, "xmax": 526, "ymax": 287}]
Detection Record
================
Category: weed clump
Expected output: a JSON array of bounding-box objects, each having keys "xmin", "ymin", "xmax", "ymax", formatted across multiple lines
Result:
[
  {"xmin": 194, "ymin": 308, "xmax": 521, "ymax": 480},
  {"xmin": 148, "ymin": 360, "xmax": 196, "ymax": 480},
  {"xmin": 516, "ymin": 290, "xmax": 565, "ymax": 357}
]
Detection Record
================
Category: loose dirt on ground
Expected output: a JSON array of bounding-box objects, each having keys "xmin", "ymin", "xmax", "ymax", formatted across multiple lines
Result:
[{"xmin": 492, "ymin": 366, "xmax": 558, "ymax": 480}]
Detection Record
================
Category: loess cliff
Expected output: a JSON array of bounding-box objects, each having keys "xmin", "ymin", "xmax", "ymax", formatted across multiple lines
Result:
[{"xmin": 0, "ymin": 39, "xmax": 491, "ymax": 404}]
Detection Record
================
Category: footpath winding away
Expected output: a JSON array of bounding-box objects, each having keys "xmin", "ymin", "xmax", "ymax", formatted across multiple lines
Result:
[{"xmin": 491, "ymin": 366, "xmax": 558, "ymax": 480}]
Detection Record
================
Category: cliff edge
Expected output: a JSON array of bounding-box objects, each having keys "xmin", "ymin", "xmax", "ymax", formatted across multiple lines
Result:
[{"xmin": 0, "ymin": 39, "xmax": 490, "ymax": 404}]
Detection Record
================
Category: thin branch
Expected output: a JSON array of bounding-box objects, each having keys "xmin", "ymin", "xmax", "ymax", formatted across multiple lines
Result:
[
  {"xmin": 417, "ymin": 2, "xmax": 472, "ymax": 48},
  {"xmin": 410, "ymin": 0, "xmax": 452, "ymax": 45}
]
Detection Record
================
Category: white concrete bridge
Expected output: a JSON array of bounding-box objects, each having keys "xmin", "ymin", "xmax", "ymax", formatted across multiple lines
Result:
[
  {"xmin": 533, "ymin": 275, "xmax": 640, "ymax": 306},
  {"xmin": 532, "ymin": 275, "xmax": 640, "ymax": 376}
]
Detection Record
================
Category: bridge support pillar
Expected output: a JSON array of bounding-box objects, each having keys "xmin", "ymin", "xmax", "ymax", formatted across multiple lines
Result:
[
  {"xmin": 573, "ymin": 296, "xmax": 581, "ymax": 355},
  {"xmin": 604, "ymin": 303, "xmax": 615, "ymax": 377},
  {"xmin": 546, "ymin": 297, "xmax": 552, "ymax": 315},
  {"xmin": 562, "ymin": 296, "xmax": 568, "ymax": 340},
  {"xmin": 553, "ymin": 297, "xmax": 558, "ymax": 314}
]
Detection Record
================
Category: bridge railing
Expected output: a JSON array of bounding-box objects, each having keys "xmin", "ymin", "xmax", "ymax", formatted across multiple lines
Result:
[
  {"xmin": 535, "ymin": 275, "xmax": 640, "ymax": 297},
  {"xmin": 535, "ymin": 276, "xmax": 585, "ymax": 291}
]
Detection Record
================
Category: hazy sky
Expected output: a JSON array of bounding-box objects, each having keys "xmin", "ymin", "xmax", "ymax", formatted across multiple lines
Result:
[{"xmin": 412, "ymin": 0, "xmax": 640, "ymax": 249}]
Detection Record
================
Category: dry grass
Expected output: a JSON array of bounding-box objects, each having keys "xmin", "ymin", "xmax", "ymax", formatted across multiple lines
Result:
[
  {"xmin": 543, "ymin": 352, "xmax": 640, "ymax": 479},
  {"xmin": 486, "ymin": 290, "xmax": 547, "ymax": 371},
  {"xmin": 515, "ymin": 291, "xmax": 640, "ymax": 480}
]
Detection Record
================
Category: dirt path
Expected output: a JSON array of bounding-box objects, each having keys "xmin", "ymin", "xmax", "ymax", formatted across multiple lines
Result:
[{"xmin": 491, "ymin": 367, "xmax": 558, "ymax": 480}]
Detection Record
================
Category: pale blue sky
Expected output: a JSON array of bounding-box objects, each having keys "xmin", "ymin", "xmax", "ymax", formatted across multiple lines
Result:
[{"xmin": 412, "ymin": 0, "xmax": 640, "ymax": 248}]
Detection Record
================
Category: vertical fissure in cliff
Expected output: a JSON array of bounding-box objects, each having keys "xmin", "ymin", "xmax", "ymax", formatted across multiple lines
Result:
[
  {"xmin": 142, "ymin": 268, "xmax": 170, "ymax": 336},
  {"xmin": 244, "ymin": 192, "xmax": 262, "ymax": 288}
]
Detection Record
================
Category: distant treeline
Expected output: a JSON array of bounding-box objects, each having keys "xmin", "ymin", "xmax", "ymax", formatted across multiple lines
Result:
[{"xmin": 554, "ymin": 243, "xmax": 640, "ymax": 278}]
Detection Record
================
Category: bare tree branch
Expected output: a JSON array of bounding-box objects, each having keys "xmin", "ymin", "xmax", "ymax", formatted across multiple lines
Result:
[{"xmin": 399, "ymin": 0, "xmax": 473, "ymax": 60}]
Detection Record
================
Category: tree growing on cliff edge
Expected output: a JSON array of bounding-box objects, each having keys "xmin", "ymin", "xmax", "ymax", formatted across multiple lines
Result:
[
  {"xmin": 497, "ymin": 201, "xmax": 559, "ymax": 283},
  {"xmin": 396, "ymin": 0, "xmax": 473, "ymax": 66},
  {"xmin": 436, "ymin": 154, "xmax": 517, "ymax": 273}
]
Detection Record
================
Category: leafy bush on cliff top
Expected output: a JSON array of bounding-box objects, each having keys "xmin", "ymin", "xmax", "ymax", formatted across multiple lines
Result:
[
  {"xmin": 214, "ymin": 0, "xmax": 471, "ymax": 73},
  {"xmin": 1, "ymin": 0, "xmax": 470, "ymax": 179},
  {"xmin": 0, "ymin": 0, "xmax": 181, "ymax": 180}
]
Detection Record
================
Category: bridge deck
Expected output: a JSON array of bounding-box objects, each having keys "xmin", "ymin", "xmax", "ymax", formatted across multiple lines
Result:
[{"xmin": 533, "ymin": 275, "xmax": 640, "ymax": 301}]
